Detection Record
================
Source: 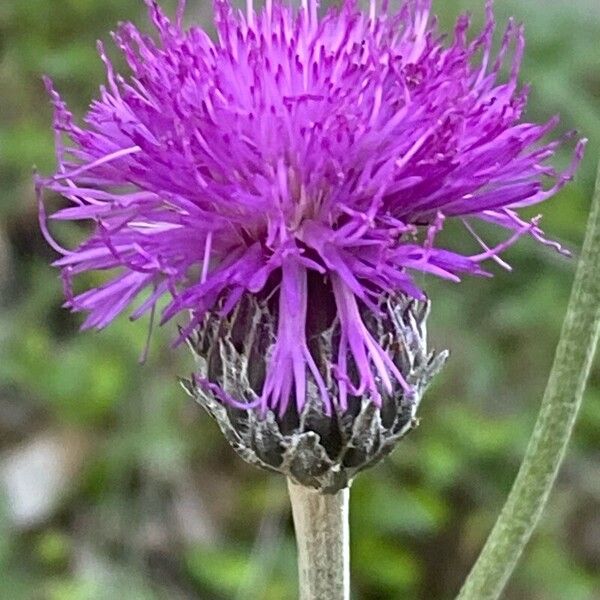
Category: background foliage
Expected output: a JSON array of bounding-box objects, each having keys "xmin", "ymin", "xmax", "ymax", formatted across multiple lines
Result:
[{"xmin": 0, "ymin": 1, "xmax": 599, "ymax": 598}]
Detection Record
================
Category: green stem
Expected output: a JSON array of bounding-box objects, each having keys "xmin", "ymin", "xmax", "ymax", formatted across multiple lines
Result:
[{"xmin": 456, "ymin": 161, "xmax": 600, "ymax": 600}]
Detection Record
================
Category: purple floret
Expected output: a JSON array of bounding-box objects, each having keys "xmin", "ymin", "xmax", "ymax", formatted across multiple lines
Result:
[{"xmin": 37, "ymin": 0, "xmax": 585, "ymax": 415}]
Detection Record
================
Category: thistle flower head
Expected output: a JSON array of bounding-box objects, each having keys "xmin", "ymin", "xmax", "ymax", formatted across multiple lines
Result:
[{"xmin": 39, "ymin": 0, "xmax": 584, "ymax": 421}]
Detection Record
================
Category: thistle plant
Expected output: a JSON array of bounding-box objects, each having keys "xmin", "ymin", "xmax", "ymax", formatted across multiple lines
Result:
[{"xmin": 37, "ymin": 1, "xmax": 594, "ymax": 599}]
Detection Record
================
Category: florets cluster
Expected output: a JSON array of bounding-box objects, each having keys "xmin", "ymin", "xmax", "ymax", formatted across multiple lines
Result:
[{"xmin": 38, "ymin": 0, "xmax": 584, "ymax": 416}]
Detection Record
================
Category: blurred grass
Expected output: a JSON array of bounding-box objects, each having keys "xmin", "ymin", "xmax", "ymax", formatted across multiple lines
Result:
[{"xmin": 0, "ymin": 1, "xmax": 599, "ymax": 599}]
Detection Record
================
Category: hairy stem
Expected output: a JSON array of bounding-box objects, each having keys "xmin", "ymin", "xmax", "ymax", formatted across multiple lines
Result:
[
  {"xmin": 457, "ymin": 161, "xmax": 600, "ymax": 600},
  {"xmin": 287, "ymin": 479, "xmax": 350, "ymax": 600}
]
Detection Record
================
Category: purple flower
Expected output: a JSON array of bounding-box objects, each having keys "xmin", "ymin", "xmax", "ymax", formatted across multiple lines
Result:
[{"xmin": 38, "ymin": 0, "xmax": 584, "ymax": 417}]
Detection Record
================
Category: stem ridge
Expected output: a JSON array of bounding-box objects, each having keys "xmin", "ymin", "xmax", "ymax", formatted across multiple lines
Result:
[{"xmin": 288, "ymin": 480, "xmax": 350, "ymax": 600}]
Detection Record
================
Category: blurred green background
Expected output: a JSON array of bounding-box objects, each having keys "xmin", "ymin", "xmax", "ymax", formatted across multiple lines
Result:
[{"xmin": 0, "ymin": 1, "xmax": 599, "ymax": 598}]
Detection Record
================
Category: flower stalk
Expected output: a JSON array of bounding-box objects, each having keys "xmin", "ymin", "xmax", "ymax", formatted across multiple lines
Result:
[
  {"xmin": 287, "ymin": 480, "xmax": 350, "ymax": 600},
  {"xmin": 457, "ymin": 160, "xmax": 600, "ymax": 600}
]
